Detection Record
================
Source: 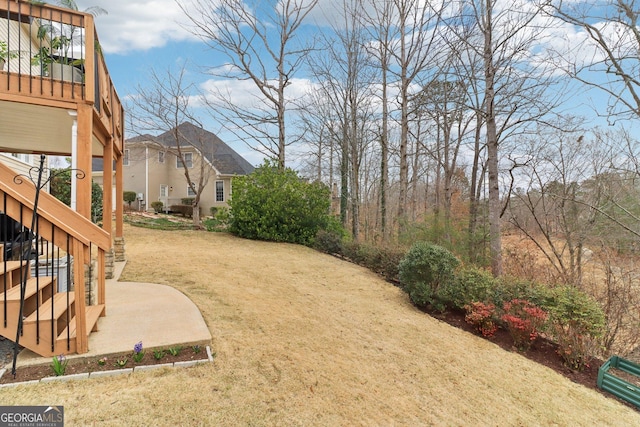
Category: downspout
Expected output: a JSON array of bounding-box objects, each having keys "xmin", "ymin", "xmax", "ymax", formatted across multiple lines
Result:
[{"xmin": 145, "ymin": 145, "xmax": 149, "ymax": 211}]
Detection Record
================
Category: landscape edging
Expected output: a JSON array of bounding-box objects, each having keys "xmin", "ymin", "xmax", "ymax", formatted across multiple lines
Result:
[{"xmin": 0, "ymin": 346, "xmax": 214, "ymax": 388}]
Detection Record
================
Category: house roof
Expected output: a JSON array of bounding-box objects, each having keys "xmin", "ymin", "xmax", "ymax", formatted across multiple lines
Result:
[{"xmin": 127, "ymin": 122, "xmax": 254, "ymax": 176}]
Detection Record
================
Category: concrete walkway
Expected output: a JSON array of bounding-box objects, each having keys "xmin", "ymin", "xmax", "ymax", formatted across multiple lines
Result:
[{"xmin": 16, "ymin": 261, "xmax": 212, "ymax": 366}]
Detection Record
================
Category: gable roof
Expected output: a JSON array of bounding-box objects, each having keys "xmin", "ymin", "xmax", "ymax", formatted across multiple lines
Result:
[{"xmin": 141, "ymin": 122, "xmax": 255, "ymax": 176}]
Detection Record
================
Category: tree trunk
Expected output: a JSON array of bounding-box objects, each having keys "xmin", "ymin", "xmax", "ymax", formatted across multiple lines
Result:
[
  {"xmin": 484, "ymin": 0, "xmax": 502, "ymax": 276},
  {"xmin": 468, "ymin": 111, "xmax": 483, "ymax": 263}
]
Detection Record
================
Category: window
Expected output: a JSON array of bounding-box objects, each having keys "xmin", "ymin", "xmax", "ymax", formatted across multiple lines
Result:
[
  {"xmin": 187, "ymin": 183, "xmax": 196, "ymax": 197},
  {"xmin": 216, "ymin": 181, "xmax": 224, "ymax": 202},
  {"xmin": 160, "ymin": 185, "xmax": 168, "ymax": 197},
  {"xmin": 11, "ymin": 153, "xmax": 30, "ymax": 163},
  {"xmin": 123, "ymin": 149, "xmax": 129, "ymax": 166},
  {"xmin": 158, "ymin": 151, "xmax": 165, "ymax": 163},
  {"xmin": 177, "ymin": 152, "xmax": 193, "ymax": 168}
]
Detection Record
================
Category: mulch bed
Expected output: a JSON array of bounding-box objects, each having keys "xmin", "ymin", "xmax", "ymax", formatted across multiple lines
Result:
[
  {"xmin": 428, "ymin": 309, "xmax": 601, "ymax": 388},
  {"xmin": 427, "ymin": 308, "xmax": 640, "ymax": 411},
  {"xmin": 0, "ymin": 345, "xmax": 211, "ymax": 384}
]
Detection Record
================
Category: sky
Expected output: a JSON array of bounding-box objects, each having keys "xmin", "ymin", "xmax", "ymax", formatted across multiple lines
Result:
[{"xmin": 67, "ymin": 0, "xmax": 639, "ymax": 169}]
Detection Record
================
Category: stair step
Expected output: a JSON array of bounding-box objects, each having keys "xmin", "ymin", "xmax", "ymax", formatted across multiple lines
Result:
[
  {"xmin": 2, "ymin": 276, "xmax": 54, "ymax": 301},
  {"xmin": 60, "ymin": 304, "xmax": 104, "ymax": 340},
  {"xmin": 0, "ymin": 260, "xmax": 29, "ymax": 289},
  {"xmin": 23, "ymin": 292, "xmax": 75, "ymax": 323}
]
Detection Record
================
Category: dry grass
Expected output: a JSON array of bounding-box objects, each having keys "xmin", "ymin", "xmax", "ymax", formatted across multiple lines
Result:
[{"xmin": 1, "ymin": 224, "xmax": 639, "ymax": 426}]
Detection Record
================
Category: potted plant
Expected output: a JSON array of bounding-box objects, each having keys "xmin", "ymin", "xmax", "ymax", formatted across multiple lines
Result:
[
  {"xmin": 30, "ymin": 2, "xmax": 106, "ymax": 83},
  {"xmin": 31, "ymin": 27, "xmax": 84, "ymax": 82},
  {"xmin": 0, "ymin": 41, "xmax": 21, "ymax": 71}
]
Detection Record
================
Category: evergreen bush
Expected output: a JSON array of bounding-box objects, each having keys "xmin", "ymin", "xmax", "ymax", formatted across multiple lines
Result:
[
  {"xmin": 150, "ymin": 201, "xmax": 163, "ymax": 213},
  {"xmin": 441, "ymin": 266, "xmax": 497, "ymax": 310},
  {"xmin": 228, "ymin": 160, "xmax": 332, "ymax": 245},
  {"xmin": 49, "ymin": 168, "xmax": 103, "ymax": 223},
  {"xmin": 546, "ymin": 286, "xmax": 606, "ymax": 370},
  {"xmin": 123, "ymin": 191, "xmax": 137, "ymax": 209},
  {"xmin": 398, "ymin": 242, "xmax": 460, "ymax": 309}
]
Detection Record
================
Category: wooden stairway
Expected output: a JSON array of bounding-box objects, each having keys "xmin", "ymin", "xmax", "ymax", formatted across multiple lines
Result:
[{"xmin": 0, "ymin": 260, "xmax": 104, "ymax": 357}]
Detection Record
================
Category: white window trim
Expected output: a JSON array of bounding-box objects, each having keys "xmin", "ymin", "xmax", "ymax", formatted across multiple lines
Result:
[
  {"xmin": 177, "ymin": 152, "xmax": 193, "ymax": 169},
  {"xmin": 215, "ymin": 180, "xmax": 224, "ymax": 202},
  {"xmin": 187, "ymin": 183, "xmax": 196, "ymax": 197}
]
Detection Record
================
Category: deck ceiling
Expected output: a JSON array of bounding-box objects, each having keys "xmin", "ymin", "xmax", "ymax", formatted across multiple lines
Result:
[{"xmin": 0, "ymin": 100, "xmax": 103, "ymax": 157}]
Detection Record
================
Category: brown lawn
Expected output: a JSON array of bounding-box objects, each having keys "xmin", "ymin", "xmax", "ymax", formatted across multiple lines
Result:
[{"xmin": 1, "ymin": 224, "xmax": 639, "ymax": 426}]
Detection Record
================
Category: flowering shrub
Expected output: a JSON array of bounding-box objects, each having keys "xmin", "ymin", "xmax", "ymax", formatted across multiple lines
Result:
[
  {"xmin": 464, "ymin": 302, "xmax": 498, "ymax": 337},
  {"xmin": 501, "ymin": 299, "xmax": 548, "ymax": 351}
]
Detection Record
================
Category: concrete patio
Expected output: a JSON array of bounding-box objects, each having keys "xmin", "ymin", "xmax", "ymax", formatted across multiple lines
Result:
[{"xmin": 15, "ymin": 261, "xmax": 212, "ymax": 367}]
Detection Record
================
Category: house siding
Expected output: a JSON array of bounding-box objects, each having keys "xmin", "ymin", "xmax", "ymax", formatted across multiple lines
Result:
[
  {"xmin": 124, "ymin": 142, "xmax": 240, "ymax": 215},
  {"xmin": 0, "ymin": 153, "xmax": 49, "ymax": 191},
  {"xmin": 1, "ymin": 18, "xmax": 44, "ymax": 74},
  {"xmin": 123, "ymin": 145, "xmax": 148, "ymax": 210}
]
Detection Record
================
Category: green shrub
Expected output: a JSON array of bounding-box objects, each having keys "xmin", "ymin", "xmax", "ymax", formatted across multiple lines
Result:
[
  {"xmin": 170, "ymin": 205, "xmax": 200, "ymax": 218},
  {"xmin": 150, "ymin": 201, "xmax": 163, "ymax": 213},
  {"xmin": 123, "ymin": 191, "xmax": 137, "ymax": 208},
  {"xmin": 546, "ymin": 286, "xmax": 606, "ymax": 370},
  {"xmin": 204, "ymin": 208, "xmax": 231, "ymax": 232},
  {"xmin": 210, "ymin": 207, "xmax": 218, "ymax": 217},
  {"xmin": 49, "ymin": 168, "xmax": 103, "ymax": 224},
  {"xmin": 491, "ymin": 277, "xmax": 554, "ymax": 309},
  {"xmin": 214, "ymin": 207, "xmax": 230, "ymax": 225},
  {"xmin": 441, "ymin": 266, "xmax": 497, "ymax": 310},
  {"xmin": 313, "ymin": 229, "xmax": 344, "ymax": 255},
  {"xmin": 341, "ymin": 240, "xmax": 361, "ymax": 263},
  {"xmin": 375, "ymin": 246, "xmax": 407, "ymax": 283},
  {"xmin": 228, "ymin": 160, "xmax": 332, "ymax": 245},
  {"xmin": 181, "ymin": 198, "xmax": 195, "ymax": 205},
  {"xmin": 331, "ymin": 239, "xmax": 405, "ymax": 283},
  {"xmin": 398, "ymin": 242, "xmax": 460, "ymax": 309}
]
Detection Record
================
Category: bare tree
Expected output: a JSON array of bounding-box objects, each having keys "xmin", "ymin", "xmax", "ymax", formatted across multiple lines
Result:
[
  {"xmin": 179, "ymin": 0, "xmax": 318, "ymax": 169},
  {"xmin": 506, "ymin": 126, "xmax": 602, "ymax": 285},
  {"xmin": 412, "ymin": 76, "xmax": 471, "ymax": 245},
  {"xmin": 442, "ymin": 0, "xmax": 564, "ymax": 275},
  {"xmin": 305, "ymin": 0, "xmax": 377, "ymax": 239},
  {"xmin": 362, "ymin": 0, "xmax": 395, "ymax": 242},
  {"xmin": 127, "ymin": 66, "xmax": 212, "ymax": 228},
  {"xmin": 546, "ymin": 0, "xmax": 640, "ymax": 123},
  {"xmin": 388, "ymin": 0, "xmax": 444, "ymax": 233}
]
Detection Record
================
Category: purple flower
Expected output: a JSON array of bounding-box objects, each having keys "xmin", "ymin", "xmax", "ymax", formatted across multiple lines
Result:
[
  {"xmin": 57, "ymin": 354, "xmax": 66, "ymax": 363},
  {"xmin": 134, "ymin": 341, "xmax": 143, "ymax": 354}
]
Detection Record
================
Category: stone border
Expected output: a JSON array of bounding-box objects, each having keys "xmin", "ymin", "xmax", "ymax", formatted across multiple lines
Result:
[{"xmin": 0, "ymin": 346, "xmax": 214, "ymax": 388}]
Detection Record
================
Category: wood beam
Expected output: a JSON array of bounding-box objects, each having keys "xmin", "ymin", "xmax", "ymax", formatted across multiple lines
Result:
[{"xmin": 76, "ymin": 104, "xmax": 93, "ymax": 219}]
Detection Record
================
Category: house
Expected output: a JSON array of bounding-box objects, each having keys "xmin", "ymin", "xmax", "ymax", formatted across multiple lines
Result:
[
  {"xmin": 123, "ymin": 122, "xmax": 254, "ymax": 215},
  {"xmin": 0, "ymin": 2, "xmax": 125, "ymax": 357}
]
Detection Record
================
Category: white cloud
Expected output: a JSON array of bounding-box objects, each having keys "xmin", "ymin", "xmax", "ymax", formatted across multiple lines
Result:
[
  {"xmin": 74, "ymin": 0, "xmax": 201, "ymax": 54},
  {"xmin": 200, "ymin": 76, "xmax": 316, "ymax": 109}
]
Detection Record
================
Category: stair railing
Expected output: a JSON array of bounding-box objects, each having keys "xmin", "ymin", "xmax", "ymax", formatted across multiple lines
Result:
[{"xmin": 9, "ymin": 154, "xmax": 85, "ymax": 377}]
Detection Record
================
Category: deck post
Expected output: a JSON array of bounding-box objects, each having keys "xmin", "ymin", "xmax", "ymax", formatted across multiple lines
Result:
[{"xmin": 73, "ymin": 240, "xmax": 89, "ymax": 353}]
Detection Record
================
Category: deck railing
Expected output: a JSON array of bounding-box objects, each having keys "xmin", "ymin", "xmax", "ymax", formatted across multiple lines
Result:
[{"xmin": 0, "ymin": 0, "xmax": 123, "ymax": 151}]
